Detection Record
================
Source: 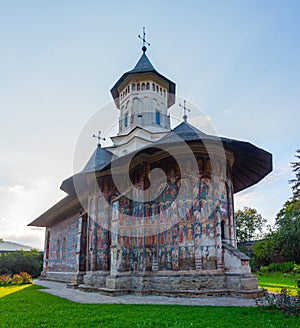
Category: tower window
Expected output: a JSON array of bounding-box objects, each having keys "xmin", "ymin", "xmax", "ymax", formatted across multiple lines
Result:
[
  {"xmin": 137, "ymin": 83, "xmax": 140, "ymax": 90},
  {"xmin": 152, "ymin": 83, "xmax": 155, "ymax": 91},
  {"xmin": 156, "ymin": 85, "xmax": 159, "ymax": 93},
  {"xmin": 142, "ymin": 83, "xmax": 145, "ymax": 90},
  {"xmin": 132, "ymin": 83, "xmax": 136, "ymax": 91},
  {"xmin": 163, "ymin": 90, "xmax": 166, "ymax": 97},
  {"xmin": 125, "ymin": 113, "xmax": 129, "ymax": 127},
  {"xmin": 160, "ymin": 87, "xmax": 162, "ymax": 95},
  {"xmin": 156, "ymin": 111, "xmax": 161, "ymax": 125},
  {"xmin": 146, "ymin": 82, "xmax": 150, "ymax": 90}
]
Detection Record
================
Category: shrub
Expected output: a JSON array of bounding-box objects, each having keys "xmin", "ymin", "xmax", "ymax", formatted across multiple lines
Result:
[
  {"xmin": 11, "ymin": 274, "xmax": 23, "ymax": 285},
  {"xmin": 0, "ymin": 275, "xmax": 11, "ymax": 286},
  {"xmin": 293, "ymin": 264, "xmax": 300, "ymax": 274},
  {"xmin": 259, "ymin": 265, "xmax": 269, "ymax": 274},
  {"xmin": 259, "ymin": 261, "xmax": 297, "ymax": 273},
  {"xmin": 19, "ymin": 272, "xmax": 32, "ymax": 284},
  {"xmin": 280, "ymin": 261, "xmax": 296, "ymax": 273}
]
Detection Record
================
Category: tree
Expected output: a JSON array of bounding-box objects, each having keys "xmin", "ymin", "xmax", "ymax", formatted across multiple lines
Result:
[
  {"xmin": 235, "ymin": 207, "xmax": 267, "ymax": 243},
  {"xmin": 0, "ymin": 249, "xmax": 43, "ymax": 277},
  {"xmin": 274, "ymin": 199, "xmax": 300, "ymax": 262},
  {"xmin": 253, "ymin": 149, "xmax": 300, "ymax": 265},
  {"xmin": 290, "ymin": 148, "xmax": 300, "ymax": 202}
]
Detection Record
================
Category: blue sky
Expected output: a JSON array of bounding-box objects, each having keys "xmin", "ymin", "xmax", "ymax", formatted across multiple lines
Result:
[{"xmin": 0, "ymin": 0, "xmax": 299, "ymax": 248}]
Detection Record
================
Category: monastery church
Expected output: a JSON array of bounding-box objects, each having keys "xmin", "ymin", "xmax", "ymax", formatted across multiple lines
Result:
[{"xmin": 29, "ymin": 36, "xmax": 272, "ymax": 298}]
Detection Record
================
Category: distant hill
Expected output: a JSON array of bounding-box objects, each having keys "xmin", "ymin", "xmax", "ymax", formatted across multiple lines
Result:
[{"xmin": 0, "ymin": 240, "xmax": 34, "ymax": 252}]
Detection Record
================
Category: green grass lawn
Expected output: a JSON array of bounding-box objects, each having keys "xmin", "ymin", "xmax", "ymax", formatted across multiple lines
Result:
[
  {"xmin": 0, "ymin": 284, "xmax": 299, "ymax": 327},
  {"xmin": 257, "ymin": 273, "xmax": 300, "ymax": 296}
]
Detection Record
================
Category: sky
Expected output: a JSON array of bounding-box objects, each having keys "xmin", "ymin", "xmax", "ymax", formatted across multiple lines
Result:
[{"xmin": 0, "ymin": 0, "xmax": 299, "ymax": 249}]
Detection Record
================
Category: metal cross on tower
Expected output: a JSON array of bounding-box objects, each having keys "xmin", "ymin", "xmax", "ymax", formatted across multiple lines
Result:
[
  {"xmin": 92, "ymin": 131, "xmax": 106, "ymax": 148},
  {"xmin": 138, "ymin": 27, "xmax": 150, "ymax": 53},
  {"xmin": 179, "ymin": 100, "xmax": 191, "ymax": 122}
]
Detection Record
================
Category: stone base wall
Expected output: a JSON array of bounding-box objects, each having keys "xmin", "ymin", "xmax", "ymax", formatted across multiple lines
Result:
[
  {"xmin": 43, "ymin": 271, "xmax": 77, "ymax": 283},
  {"xmin": 98, "ymin": 271, "xmax": 260, "ymax": 298},
  {"xmin": 82, "ymin": 271, "xmax": 109, "ymax": 287}
]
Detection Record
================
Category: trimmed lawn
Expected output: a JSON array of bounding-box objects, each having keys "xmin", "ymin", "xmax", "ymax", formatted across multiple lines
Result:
[
  {"xmin": 0, "ymin": 285, "xmax": 299, "ymax": 327},
  {"xmin": 257, "ymin": 273, "xmax": 300, "ymax": 296}
]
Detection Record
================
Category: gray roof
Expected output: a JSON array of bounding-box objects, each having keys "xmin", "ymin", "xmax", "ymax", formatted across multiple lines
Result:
[
  {"xmin": 129, "ymin": 53, "xmax": 155, "ymax": 73},
  {"xmin": 60, "ymin": 121, "xmax": 272, "ymax": 195},
  {"xmin": 82, "ymin": 145, "xmax": 114, "ymax": 173}
]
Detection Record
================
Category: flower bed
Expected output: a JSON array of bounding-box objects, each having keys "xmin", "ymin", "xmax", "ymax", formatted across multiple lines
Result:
[{"xmin": 0, "ymin": 272, "xmax": 33, "ymax": 286}]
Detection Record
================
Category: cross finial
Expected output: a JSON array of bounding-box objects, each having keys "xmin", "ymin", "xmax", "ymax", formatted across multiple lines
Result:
[
  {"xmin": 179, "ymin": 100, "xmax": 191, "ymax": 122},
  {"xmin": 92, "ymin": 131, "xmax": 106, "ymax": 148},
  {"xmin": 138, "ymin": 27, "xmax": 150, "ymax": 53}
]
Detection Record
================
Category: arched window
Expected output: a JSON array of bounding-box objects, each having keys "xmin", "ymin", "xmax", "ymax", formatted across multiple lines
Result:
[
  {"xmin": 125, "ymin": 113, "xmax": 129, "ymax": 127},
  {"xmin": 132, "ymin": 83, "xmax": 136, "ymax": 91},
  {"xmin": 152, "ymin": 83, "xmax": 155, "ymax": 91},
  {"xmin": 127, "ymin": 86, "xmax": 130, "ymax": 93},
  {"xmin": 156, "ymin": 85, "xmax": 159, "ymax": 93},
  {"xmin": 146, "ymin": 82, "xmax": 150, "ymax": 90},
  {"xmin": 163, "ymin": 90, "xmax": 166, "ymax": 97},
  {"xmin": 56, "ymin": 239, "xmax": 60, "ymax": 261},
  {"xmin": 137, "ymin": 83, "xmax": 140, "ymax": 90},
  {"xmin": 62, "ymin": 237, "xmax": 67, "ymax": 262},
  {"xmin": 160, "ymin": 87, "xmax": 162, "ymax": 95},
  {"xmin": 142, "ymin": 83, "xmax": 145, "ymax": 90}
]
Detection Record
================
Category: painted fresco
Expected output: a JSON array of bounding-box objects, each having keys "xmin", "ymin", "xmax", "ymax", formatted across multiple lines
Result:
[
  {"xmin": 46, "ymin": 156, "xmax": 233, "ymax": 275},
  {"xmin": 47, "ymin": 215, "xmax": 78, "ymax": 272}
]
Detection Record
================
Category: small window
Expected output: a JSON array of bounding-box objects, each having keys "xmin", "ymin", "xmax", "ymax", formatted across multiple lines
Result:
[
  {"xmin": 125, "ymin": 113, "xmax": 129, "ymax": 127},
  {"xmin": 146, "ymin": 82, "xmax": 150, "ymax": 90},
  {"xmin": 160, "ymin": 87, "xmax": 162, "ymax": 95},
  {"xmin": 62, "ymin": 237, "xmax": 67, "ymax": 262},
  {"xmin": 156, "ymin": 111, "xmax": 161, "ymax": 125},
  {"xmin": 142, "ymin": 83, "xmax": 145, "ymax": 90},
  {"xmin": 163, "ymin": 90, "xmax": 166, "ymax": 97},
  {"xmin": 56, "ymin": 239, "xmax": 60, "ymax": 261},
  {"xmin": 132, "ymin": 83, "xmax": 136, "ymax": 91},
  {"xmin": 152, "ymin": 83, "xmax": 155, "ymax": 91},
  {"xmin": 156, "ymin": 85, "xmax": 159, "ymax": 93},
  {"xmin": 137, "ymin": 83, "xmax": 140, "ymax": 90}
]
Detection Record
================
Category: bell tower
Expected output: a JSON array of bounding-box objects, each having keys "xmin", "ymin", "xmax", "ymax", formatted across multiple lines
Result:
[{"xmin": 109, "ymin": 30, "xmax": 176, "ymax": 155}]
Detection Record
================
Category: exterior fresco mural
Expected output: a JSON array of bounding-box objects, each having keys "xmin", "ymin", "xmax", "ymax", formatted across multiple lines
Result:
[
  {"xmin": 89, "ymin": 158, "xmax": 235, "ymax": 274},
  {"xmin": 46, "ymin": 215, "xmax": 78, "ymax": 272}
]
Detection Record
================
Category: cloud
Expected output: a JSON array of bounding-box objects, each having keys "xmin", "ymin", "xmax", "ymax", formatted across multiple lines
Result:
[{"xmin": 8, "ymin": 184, "xmax": 24, "ymax": 193}]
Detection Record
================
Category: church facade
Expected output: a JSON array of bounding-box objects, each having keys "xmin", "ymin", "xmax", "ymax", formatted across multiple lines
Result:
[{"xmin": 29, "ymin": 45, "xmax": 272, "ymax": 298}]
